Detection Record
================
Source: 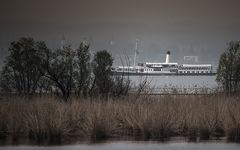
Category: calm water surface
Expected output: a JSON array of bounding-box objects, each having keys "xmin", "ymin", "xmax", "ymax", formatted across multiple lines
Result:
[
  {"xmin": 130, "ymin": 75, "xmax": 217, "ymax": 88},
  {"xmin": 1, "ymin": 141, "xmax": 239, "ymax": 150}
]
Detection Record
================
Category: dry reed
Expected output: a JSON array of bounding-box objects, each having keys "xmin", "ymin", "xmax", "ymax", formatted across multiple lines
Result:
[{"xmin": 0, "ymin": 94, "xmax": 240, "ymax": 143}]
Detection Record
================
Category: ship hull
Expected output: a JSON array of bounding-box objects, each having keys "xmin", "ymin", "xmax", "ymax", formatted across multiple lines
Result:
[{"xmin": 112, "ymin": 72, "xmax": 216, "ymax": 76}]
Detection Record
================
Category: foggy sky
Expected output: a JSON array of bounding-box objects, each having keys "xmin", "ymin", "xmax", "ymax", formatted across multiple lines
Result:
[{"xmin": 1, "ymin": 0, "xmax": 240, "ymax": 67}]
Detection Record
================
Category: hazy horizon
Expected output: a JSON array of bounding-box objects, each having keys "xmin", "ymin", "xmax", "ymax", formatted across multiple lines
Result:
[{"xmin": 1, "ymin": 0, "xmax": 240, "ymax": 67}]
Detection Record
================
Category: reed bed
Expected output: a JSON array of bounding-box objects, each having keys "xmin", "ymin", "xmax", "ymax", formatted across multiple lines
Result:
[{"xmin": 0, "ymin": 94, "xmax": 240, "ymax": 143}]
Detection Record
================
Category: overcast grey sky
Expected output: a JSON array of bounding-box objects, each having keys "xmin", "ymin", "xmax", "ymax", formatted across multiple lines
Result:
[{"xmin": 1, "ymin": 0, "xmax": 240, "ymax": 66}]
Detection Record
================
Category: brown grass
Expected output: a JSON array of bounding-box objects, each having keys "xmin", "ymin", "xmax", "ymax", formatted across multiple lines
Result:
[{"xmin": 0, "ymin": 94, "xmax": 240, "ymax": 143}]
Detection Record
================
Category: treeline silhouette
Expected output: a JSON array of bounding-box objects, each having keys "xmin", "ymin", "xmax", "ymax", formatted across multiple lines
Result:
[{"xmin": 0, "ymin": 37, "xmax": 130, "ymax": 101}]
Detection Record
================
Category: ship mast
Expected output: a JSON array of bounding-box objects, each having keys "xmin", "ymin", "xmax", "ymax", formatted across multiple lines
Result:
[
  {"xmin": 133, "ymin": 39, "xmax": 139, "ymax": 67},
  {"xmin": 60, "ymin": 35, "xmax": 65, "ymax": 50}
]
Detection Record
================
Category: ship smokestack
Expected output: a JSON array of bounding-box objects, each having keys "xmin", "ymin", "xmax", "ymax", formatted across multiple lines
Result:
[{"xmin": 166, "ymin": 51, "xmax": 170, "ymax": 63}]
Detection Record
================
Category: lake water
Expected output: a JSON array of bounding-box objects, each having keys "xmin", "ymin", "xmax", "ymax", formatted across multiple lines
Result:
[
  {"xmin": 1, "ymin": 141, "xmax": 239, "ymax": 150},
  {"xmin": 129, "ymin": 75, "xmax": 218, "ymax": 88}
]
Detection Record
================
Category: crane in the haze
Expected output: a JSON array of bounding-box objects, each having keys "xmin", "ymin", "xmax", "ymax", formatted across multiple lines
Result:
[{"xmin": 184, "ymin": 56, "xmax": 199, "ymax": 63}]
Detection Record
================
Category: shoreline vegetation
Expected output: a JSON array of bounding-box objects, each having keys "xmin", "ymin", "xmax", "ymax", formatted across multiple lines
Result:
[{"xmin": 0, "ymin": 94, "xmax": 240, "ymax": 145}]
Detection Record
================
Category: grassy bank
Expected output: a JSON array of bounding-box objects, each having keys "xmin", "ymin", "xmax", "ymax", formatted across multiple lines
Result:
[{"xmin": 0, "ymin": 95, "xmax": 240, "ymax": 144}]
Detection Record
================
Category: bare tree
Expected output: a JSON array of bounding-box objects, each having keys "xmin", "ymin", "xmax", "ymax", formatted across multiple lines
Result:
[
  {"xmin": 38, "ymin": 45, "xmax": 76, "ymax": 101},
  {"xmin": 111, "ymin": 55, "xmax": 131, "ymax": 97},
  {"xmin": 91, "ymin": 50, "xmax": 113, "ymax": 97},
  {"xmin": 0, "ymin": 37, "xmax": 43, "ymax": 95},
  {"xmin": 75, "ymin": 42, "xmax": 91, "ymax": 97},
  {"xmin": 216, "ymin": 41, "xmax": 240, "ymax": 95}
]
